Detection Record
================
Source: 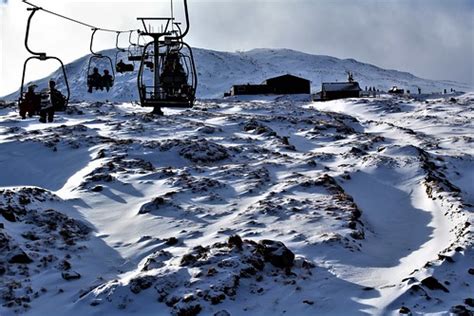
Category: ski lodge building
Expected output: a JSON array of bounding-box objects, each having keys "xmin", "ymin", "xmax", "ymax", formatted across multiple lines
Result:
[{"xmin": 228, "ymin": 74, "xmax": 311, "ymax": 96}]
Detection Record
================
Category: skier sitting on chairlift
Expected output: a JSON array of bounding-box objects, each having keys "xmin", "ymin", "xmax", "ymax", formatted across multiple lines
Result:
[
  {"xmin": 160, "ymin": 52, "xmax": 186, "ymax": 90},
  {"xmin": 49, "ymin": 80, "xmax": 67, "ymax": 111},
  {"xmin": 102, "ymin": 69, "xmax": 113, "ymax": 92},
  {"xmin": 19, "ymin": 84, "xmax": 41, "ymax": 119},
  {"xmin": 38, "ymin": 80, "xmax": 66, "ymax": 123},
  {"xmin": 116, "ymin": 59, "xmax": 133, "ymax": 73},
  {"xmin": 88, "ymin": 67, "xmax": 103, "ymax": 93}
]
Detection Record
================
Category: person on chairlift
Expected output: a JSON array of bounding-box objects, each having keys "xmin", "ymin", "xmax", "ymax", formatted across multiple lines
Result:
[
  {"xmin": 49, "ymin": 80, "xmax": 66, "ymax": 111},
  {"xmin": 88, "ymin": 67, "xmax": 103, "ymax": 93},
  {"xmin": 102, "ymin": 69, "xmax": 113, "ymax": 92},
  {"xmin": 39, "ymin": 80, "xmax": 66, "ymax": 123},
  {"xmin": 117, "ymin": 59, "xmax": 133, "ymax": 73},
  {"xmin": 19, "ymin": 84, "xmax": 40, "ymax": 119},
  {"xmin": 117, "ymin": 59, "xmax": 126, "ymax": 73}
]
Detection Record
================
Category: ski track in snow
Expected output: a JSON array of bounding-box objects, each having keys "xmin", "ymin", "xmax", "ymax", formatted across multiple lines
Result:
[{"xmin": 0, "ymin": 93, "xmax": 472, "ymax": 316}]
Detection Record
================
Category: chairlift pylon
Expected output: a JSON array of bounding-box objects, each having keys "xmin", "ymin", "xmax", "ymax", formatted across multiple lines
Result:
[
  {"xmin": 19, "ymin": 7, "xmax": 70, "ymax": 109},
  {"xmin": 136, "ymin": 0, "xmax": 197, "ymax": 114}
]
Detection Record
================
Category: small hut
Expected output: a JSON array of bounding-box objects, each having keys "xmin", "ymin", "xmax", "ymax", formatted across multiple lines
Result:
[
  {"xmin": 388, "ymin": 86, "xmax": 404, "ymax": 95},
  {"xmin": 320, "ymin": 82, "xmax": 362, "ymax": 100}
]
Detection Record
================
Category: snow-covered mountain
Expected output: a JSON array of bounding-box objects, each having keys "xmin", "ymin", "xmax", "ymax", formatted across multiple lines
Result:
[{"xmin": 3, "ymin": 48, "xmax": 470, "ymax": 102}]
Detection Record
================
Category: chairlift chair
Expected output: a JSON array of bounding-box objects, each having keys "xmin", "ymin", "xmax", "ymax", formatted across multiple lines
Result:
[
  {"xmin": 19, "ymin": 8, "xmax": 70, "ymax": 111},
  {"xmin": 115, "ymin": 31, "xmax": 134, "ymax": 73},
  {"xmin": 87, "ymin": 28, "xmax": 115, "ymax": 92},
  {"xmin": 128, "ymin": 30, "xmax": 148, "ymax": 62}
]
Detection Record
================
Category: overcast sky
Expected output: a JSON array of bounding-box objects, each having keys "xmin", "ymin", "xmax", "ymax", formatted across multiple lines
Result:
[{"xmin": 1, "ymin": 0, "xmax": 473, "ymax": 96}]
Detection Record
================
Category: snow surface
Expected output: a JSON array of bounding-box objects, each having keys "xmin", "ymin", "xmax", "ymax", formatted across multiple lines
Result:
[
  {"xmin": 2, "ymin": 48, "xmax": 470, "ymax": 103},
  {"xmin": 0, "ymin": 91, "xmax": 472, "ymax": 315}
]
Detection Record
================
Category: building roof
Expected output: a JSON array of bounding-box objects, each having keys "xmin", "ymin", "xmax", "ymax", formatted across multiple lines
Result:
[
  {"xmin": 322, "ymin": 82, "xmax": 361, "ymax": 92},
  {"xmin": 232, "ymin": 84, "xmax": 267, "ymax": 88},
  {"xmin": 263, "ymin": 74, "xmax": 310, "ymax": 84}
]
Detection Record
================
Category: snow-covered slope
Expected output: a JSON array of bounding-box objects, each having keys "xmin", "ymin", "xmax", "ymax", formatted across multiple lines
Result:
[
  {"xmin": 0, "ymin": 92, "xmax": 472, "ymax": 315},
  {"xmin": 2, "ymin": 48, "xmax": 470, "ymax": 102}
]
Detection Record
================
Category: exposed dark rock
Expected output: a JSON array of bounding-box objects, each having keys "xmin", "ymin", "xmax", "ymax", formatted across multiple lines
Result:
[
  {"xmin": 228, "ymin": 235, "xmax": 243, "ymax": 250},
  {"xmin": 197, "ymin": 126, "xmax": 218, "ymax": 134},
  {"xmin": 129, "ymin": 275, "xmax": 156, "ymax": 294},
  {"xmin": 9, "ymin": 251, "xmax": 33, "ymax": 264},
  {"xmin": 399, "ymin": 306, "xmax": 411, "ymax": 314},
  {"xmin": 465, "ymin": 298, "xmax": 474, "ymax": 307},
  {"xmin": 152, "ymin": 197, "xmax": 165, "ymax": 205},
  {"xmin": 142, "ymin": 250, "xmax": 172, "ymax": 271},
  {"xmin": 421, "ymin": 276, "xmax": 449, "ymax": 292},
  {"xmin": 1, "ymin": 207, "xmax": 16, "ymax": 222},
  {"xmin": 256, "ymin": 239, "xmax": 294, "ymax": 269},
  {"xmin": 438, "ymin": 254, "xmax": 454, "ymax": 263},
  {"xmin": 138, "ymin": 196, "xmax": 169, "ymax": 214},
  {"xmin": 180, "ymin": 253, "xmax": 197, "ymax": 267},
  {"xmin": 61, "ymin": 271, "xmax": 81, "ymax": 281},
  {"xmin": 449, "ymin": 305, "xmax": 472, "ymax": 316},
  {"xmin": 207, "ymin": 267, "xmax": 217, "ymax": 276},
  {"xmin": 87, "ymin": 173, "xmax": 114, "ymax": 183},
  {"xmin": 21, "ymin": 231, "xmax": 40, "ymax": 241},
  {"xmin": 58, "ymin": 260, "xmax": 71, "ymax": 271},
  {"xmin": 348, "ymin": 220, "xmax": 357, "ymax": 230},
  {"xmin": 91, "ymin": 185, "xmax": 103, "ymax": 192},
  {"xmin": 90, "ymin": 299, "xmax": 101, "ymax": 306},
  {"xmin": 243, "ymin": 120, "xmax": 276, "ymax": 136},
  {"xmin": 247, "ymin": 257, "xmax": 265, "ymax": 271},
  {"xmin": 166, "ymin": 237, "xmax": 179, "ymax": 246},
  {"xmin": 348, "ymin": 147, "xmax": 367, "ymax": 156},
  {"xmin": 95, "ymin": 149, "xmax": 106, "ymax": 159},
  {"xmin": 206, "ymin": 292, "xmax": 226, "ymax": 305},
  {"xmin": 350, "ymin": 230, "xmax": 365, "ymax": 240},
  {"xmin": 176, "ymin": 304, "xmax": 202, "ymax": 316},
  {"xmin": 177, "ymin": 138, "xmax": 230, "ymax": 163},
  {"xmin": 0, "ymin": 231, "xmax": 10, "ymax": 249}
]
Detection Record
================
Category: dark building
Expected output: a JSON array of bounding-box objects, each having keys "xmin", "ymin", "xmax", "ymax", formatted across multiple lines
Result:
[
  {"xmin": 230, "ymin": 84, "xmax": 271, "ymax": 96},
  {"xmin": 320, "ymin": 82, "xmax": 361, "ymax": 101},
  {"xmin": 263, "ymin": 74, "xmax": 311, "ymax": 95},
  {"xmin": 229, "ymin": 74, "xmax": 311, "ymax": 96}
]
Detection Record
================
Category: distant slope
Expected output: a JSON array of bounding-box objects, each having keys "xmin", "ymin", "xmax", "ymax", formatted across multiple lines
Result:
[{"xmin": 3, "ymin": 47, "xmax": 470, "ymax": 102}]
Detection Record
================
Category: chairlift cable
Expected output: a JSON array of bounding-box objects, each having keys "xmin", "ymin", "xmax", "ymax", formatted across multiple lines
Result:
[{"xmin": 22, "ymin": 0, "xmax": 136, "ymax": 34}]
